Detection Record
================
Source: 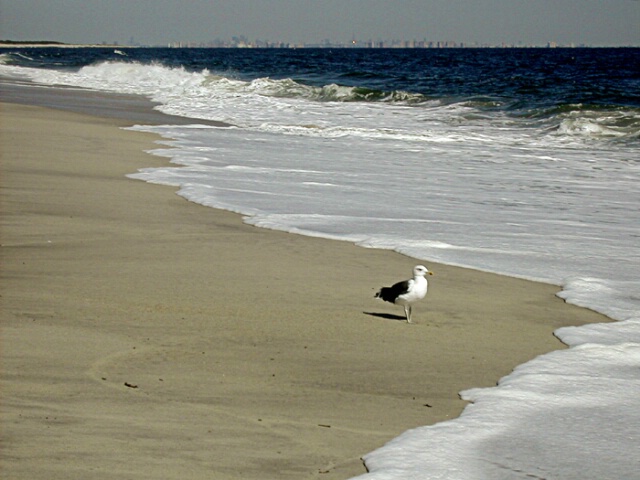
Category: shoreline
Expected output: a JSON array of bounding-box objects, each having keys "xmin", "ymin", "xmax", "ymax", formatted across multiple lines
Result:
[
  {"xmin": 0, "ymin": 80, "xmax": 230, "ymax": 127},
  {"xmin": 0, "ymin": 97, "xmax": 610, "ymax": 479}
]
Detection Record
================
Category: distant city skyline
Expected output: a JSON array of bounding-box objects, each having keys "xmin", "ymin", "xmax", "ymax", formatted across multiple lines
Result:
[
  {"xmin": 2, "ymin": 1, "xmax": 639, "ymax": 47},
  {"xmin": 160, "ymin": 37, "xmax": 602, "ymax": 50},
  {"xmin": 0, "ymin": 37, "xmax": 607, "ymax": 50}
]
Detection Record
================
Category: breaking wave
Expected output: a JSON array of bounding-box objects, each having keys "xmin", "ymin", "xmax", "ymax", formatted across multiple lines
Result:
[{"xmin": 1, "ymin": 54, "xmax": 639, "ymax": 144}]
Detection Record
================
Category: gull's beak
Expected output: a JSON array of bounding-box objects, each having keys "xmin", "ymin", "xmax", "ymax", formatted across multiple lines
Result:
[{"xmin": 428, "ymin": 271, "xmax": 434, "ymax": 276}]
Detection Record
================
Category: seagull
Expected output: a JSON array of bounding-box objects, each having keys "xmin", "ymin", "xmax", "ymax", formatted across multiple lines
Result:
[{"xmin": 374, "ymin": 265, "xmax": 433, "ymax": 323}]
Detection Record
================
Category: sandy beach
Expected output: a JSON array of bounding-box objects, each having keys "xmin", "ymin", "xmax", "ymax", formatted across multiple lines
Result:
[{"xmin": 1, "ymin": 100, "xmax": 609, "ymax": 479}]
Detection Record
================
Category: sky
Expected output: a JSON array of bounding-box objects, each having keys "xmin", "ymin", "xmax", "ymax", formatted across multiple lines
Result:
[{"xmin": 1, "ymin": 0, "xmax": 639, "ymax": 47}]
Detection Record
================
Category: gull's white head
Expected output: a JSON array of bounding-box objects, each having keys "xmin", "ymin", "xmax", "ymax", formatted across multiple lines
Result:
[{"xmin": 413, "ymin": 265, "xmax": 434, "ymax": 277}]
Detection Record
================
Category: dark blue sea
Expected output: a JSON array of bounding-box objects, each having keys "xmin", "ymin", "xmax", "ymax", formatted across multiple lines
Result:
[{"xmin": 4, "ymin": 47, "xmax": 640, "ymax": 108}]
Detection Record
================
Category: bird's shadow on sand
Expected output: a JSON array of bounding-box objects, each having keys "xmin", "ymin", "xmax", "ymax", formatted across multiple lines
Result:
[{"xmin": 363, "ymin": 311, "xmax": 407, "ymax": 322}]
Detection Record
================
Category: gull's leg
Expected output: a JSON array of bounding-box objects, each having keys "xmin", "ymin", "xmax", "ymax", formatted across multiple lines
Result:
[{"xmin": 405, "ymin": 305, "xmax": 413, "ymax": 324}]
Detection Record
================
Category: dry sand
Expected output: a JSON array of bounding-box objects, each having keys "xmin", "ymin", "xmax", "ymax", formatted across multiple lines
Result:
[{"xmin": 1, "ymin": 101, "xmax": 608, "ymax": 479}]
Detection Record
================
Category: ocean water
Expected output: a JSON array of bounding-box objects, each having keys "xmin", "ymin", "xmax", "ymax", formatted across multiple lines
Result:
[{"xmin": 2, "ymin": 47, "xmax": 639, "ymax": 479}]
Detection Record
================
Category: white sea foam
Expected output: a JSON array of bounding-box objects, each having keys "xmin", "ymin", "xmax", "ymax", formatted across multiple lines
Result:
[{"xmin": 3, "ymin": 58, "xmax": 639, "ymax": 479}]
